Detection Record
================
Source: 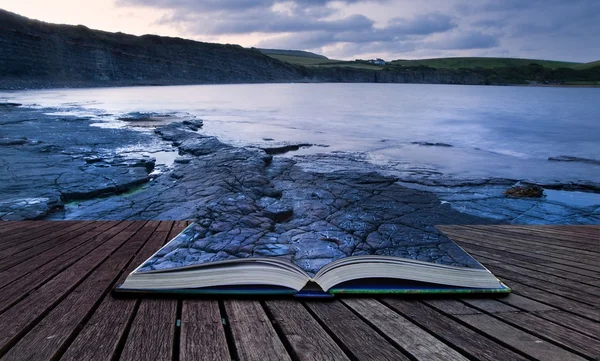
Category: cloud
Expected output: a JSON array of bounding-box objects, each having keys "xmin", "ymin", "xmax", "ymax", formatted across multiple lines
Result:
[
  {"xmin": 427, "ymin": 31, "xmax": 499, "ymax": 50},
  {"xmin": 114, "ymin": 0, "xmax": 600, "ymax": 62}
]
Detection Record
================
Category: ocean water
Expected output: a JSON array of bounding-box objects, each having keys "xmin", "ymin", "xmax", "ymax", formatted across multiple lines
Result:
[{"xmin": 2, "ymin": 83, "xmax": 599, "ymax": 188}]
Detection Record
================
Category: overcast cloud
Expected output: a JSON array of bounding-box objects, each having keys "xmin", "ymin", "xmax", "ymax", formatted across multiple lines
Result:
[{"xmin": 50, "ymin": 0, "xmax": 600, "ymax": 61}]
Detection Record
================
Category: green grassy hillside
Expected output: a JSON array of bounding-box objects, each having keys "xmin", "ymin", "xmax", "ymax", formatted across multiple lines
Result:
[
  {"xmin": 389, "ymin": 57, "xmax": 580, "ymax": 69},
  {"xmin": 574, "ymin": 60, "xmax": 600, "ymax": 69},
  {"xmin": 257, "ymin": 49, "xmax": 328, "ymax": 59},
  {"xmin": 264, "ymin": 54, "xmax": 383, "ymax": 70}
]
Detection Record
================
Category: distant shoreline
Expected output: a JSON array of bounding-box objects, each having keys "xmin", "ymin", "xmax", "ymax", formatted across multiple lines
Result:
[{"xmin": 2, "ymin": 79, "xmax": 600, "ymax": 92}]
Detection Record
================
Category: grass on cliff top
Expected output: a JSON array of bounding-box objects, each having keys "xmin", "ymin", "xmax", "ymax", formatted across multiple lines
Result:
[
  {"xmin": 389, "ymin": 57, "xmax": 581, "ymax": 69},
  {"xmin": 574, "ymin": 60, "xmax": 600, "ymax": 69},
  {"xmin": 266, "ymin": 54, "xmax": 383, "ymax": 70},
  {"xmin": 266, "ymin": 54, "xmax": 597, "ymax": 72}
]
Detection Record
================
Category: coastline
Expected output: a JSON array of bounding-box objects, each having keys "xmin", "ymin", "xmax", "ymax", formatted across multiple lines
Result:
[
  {"xmin": 1, "ymin": 106, "xmax": 598, "ymax": 228},
  {"xmin": 2, "ymin": 79, "xmax": 600, "ymax": 92}
]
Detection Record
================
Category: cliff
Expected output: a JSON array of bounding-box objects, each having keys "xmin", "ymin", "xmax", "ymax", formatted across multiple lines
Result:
[{"xmin": 0, "ymin": 9, "xmax": 303, "ymax": 89}]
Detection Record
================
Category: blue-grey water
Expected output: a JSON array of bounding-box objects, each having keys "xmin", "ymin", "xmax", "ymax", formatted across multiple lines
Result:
[{"xmin": 2, "ymin": 83, "xmax": 599, "ymax": 194}]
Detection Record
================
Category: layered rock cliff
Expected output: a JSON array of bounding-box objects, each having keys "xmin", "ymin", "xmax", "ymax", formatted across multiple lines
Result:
[
  {"xmin": 0, "ymin": 9, "xmax": 488, "ymax": 89},
  {"xmin": 0, "ymin": 9, "xmax": 303, "ymax": 89}
]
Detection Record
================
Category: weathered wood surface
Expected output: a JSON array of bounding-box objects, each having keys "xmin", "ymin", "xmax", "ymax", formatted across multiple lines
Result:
[{"xmin": 0, "ymin": 221, "xmax": 597, "ymax": 361}]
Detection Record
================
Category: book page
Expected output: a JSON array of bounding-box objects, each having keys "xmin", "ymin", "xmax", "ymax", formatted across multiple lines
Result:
[{"xmin": 137, "ymin": 221, "xmax": 484, "ymax": 277}]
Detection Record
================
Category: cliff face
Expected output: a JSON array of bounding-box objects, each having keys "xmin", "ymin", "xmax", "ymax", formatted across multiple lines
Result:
[
  {"xmin": 304, "ymin": 67, "xmax": 486, "ymax": 85},
  {"xmin": 0, "ymin": 9, "xmax": 303, "ymax": 89},
  {"xmin": 0, "ymin": 9, "xmax": 488, "ymax": 89}
]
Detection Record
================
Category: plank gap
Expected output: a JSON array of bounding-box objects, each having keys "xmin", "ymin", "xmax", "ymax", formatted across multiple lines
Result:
[
  {"xmin": 259, "ymin": 300, "xmax": 301, "ymax": 361},
  {"xmin": 218, "ymin": 300, "xmax": 240, "ymax": 361},
  {"xmin": 300, "ymin": 302, "xmax": 360, "ymax": 361},
  {"xmin": 338, "ymin": 298, "xmax": 422, "ymax": 361},
  {"xmin": 111, "ymin": 299, "xmax": 142, "ymax": 361},
  {"xmin": 173, "ymin": 299, "xmax": 182, "ymax": 361}
]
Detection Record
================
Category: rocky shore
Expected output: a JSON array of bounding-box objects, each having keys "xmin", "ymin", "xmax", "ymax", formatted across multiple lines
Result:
[{"xmin": 2, "ymin": 107, "xmax": 598, "ymax": 251}]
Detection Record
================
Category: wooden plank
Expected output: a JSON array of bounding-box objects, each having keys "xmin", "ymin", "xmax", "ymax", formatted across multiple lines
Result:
[
  {"xmin": 532, "ymin": 310, "xmax": 600, "ymax": 340},
  {"xmin": 382, "ymin": 299, "xmax": 528, "ymax": 361},
  {"xmin": 496, "ymin": 294, "xmax": 556, "ymax": 312},
  {"xmin": 265, "ymin": 300, "xmax": 351, "ymax": 361},
  {"xmin": 495, "ymin": 312, "xmax": 600, "ymax": 359},
  {"xmin": 439, "ymin": 226, "xmax": 599, "ymax": 265},
  {"xmin": 466, "ymin": 225, "xmax": 600, "ymax": 248},
  {"xmin": 494, "ymin": 225, "xmax": 600, "ymax": 243},
  {"xmin": 0, "ymin": 221, "xmax": 147, "ymax": 353},
  {"xmin": 60, "ymin": 221, "xmax": 178, "ymax": 361},
  {"xmin": 489, "ymin": 294, "xmax": 600, "ymax": 339},
  {"xmin": 0, "ymin": 221, "xmax": 132, "ymax": 313},
  {"xmin": 224, "ymin": 300, "xmax": 292, "ymax": 361},
  {"xmin": 0, "ymin": 221, "xmax": 35, "ymax": 235},
  {"xmin": 0, "ymin": 221, "xmax": 122, "ymax": 288},
  {"xmin": 119, "ymin": 221, "xmax": 182, "ymax": 361},
  {"xmin": 459, "ymin": 242, "xmax": 600, "ymax": 285},
  {"xmin": 490, "ymin": 279, "xmax": 600, "ymax": 322},
  {"xmin": 0, "ymin": 221, "xmax": 160, "ymax": 361},
  {"xmin": 457, "ymin": 299, "xmax": 519, "ymax": 314},
  {"xmin": 424, "ymin": 300, "xmax": 590, "ymax": 361},
  {"xmin": 439, "ymin": 225, "xmax": 597, "ymax": 259},
  {"xmin": 458, "ymin": 313, "xmax": 588, "ymax": 361},
  {"xmin": 473, "ymin": 253, "xmax": 600, "ymax": 297},
  {"xmin": 306, "ymin": 300, "xmax": 410, "ymax": 361},
  {"xmin": 0, "ymin": 222, "xmax": 108, "ymax": 271},
  {"xmin": 0, "ymin": 221, "xmax": 94, "ymax": 259},
  {"xmin": 482, "ymin": 264, "xmax": 600, "ymax": 308},
  {"xmin": 420, "ymin": 299, "xmax": 481, "ymax": 315},
  {"xmin": 0, "ymin": 222, "xmax": 64, "ymax": 248},
  {"xmin": 0, "ymin": 221, "xmax": 75, "ymax": 240},
  {"xmin": 180, "ymin": 301, "xmax": 230, "ymax": 361},
  {"xmin": 119, "ymin": 299, "xmax": 177, "ymax": 361},
  {"xmin": 441, "ymin": 229, "xmax": 600, "ymax": 272},
  {"xmin": 343, "ymin": 298, "xmax": 470, "ymax": 361}
]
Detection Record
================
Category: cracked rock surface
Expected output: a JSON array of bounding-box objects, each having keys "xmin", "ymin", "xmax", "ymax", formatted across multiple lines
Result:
[
  {"xmin": 2, "ymin": 104, "xmax": 597, "ymax": 246},
  {"xmin": 0, "ymin": 107, "xmax": 162, "ymax": 220}
]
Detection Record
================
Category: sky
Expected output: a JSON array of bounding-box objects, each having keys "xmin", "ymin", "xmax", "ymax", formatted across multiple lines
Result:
[{"xmin": 1, "ymin": 0, "xmax": 599, "ymax": 62}]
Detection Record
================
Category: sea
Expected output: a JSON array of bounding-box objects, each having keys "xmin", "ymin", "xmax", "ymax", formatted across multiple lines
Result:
[{"xmin": 2, "ymin": 83, "xmax": 599, "ymax": 207}]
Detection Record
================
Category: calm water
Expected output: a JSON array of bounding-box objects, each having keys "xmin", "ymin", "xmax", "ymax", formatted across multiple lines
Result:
[{"xmin": 2, "ymin": 83, "xmax": 599, "ymax": 186}]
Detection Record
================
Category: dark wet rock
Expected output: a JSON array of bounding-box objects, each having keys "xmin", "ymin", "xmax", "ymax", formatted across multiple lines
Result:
[
  {"xmin": 262, "ymin": 143, "xmax": 313, "ymax": 155},
  {"xmin": 116, "ymin": 157, "xmax": 156, "ymax": 173},
  {"xmin": 84, "ymin": 156, "xmax": 103, "ymax": 163},
  {"xmin": 0, "ymin": 137, "xmax": 27, "ymax": 146},
  {"xmin": 259, "ymin": 197, "xmax": 294, "ymax": 223},
  {"xmin": 171, "ymin": 171, "xmax": 184, "ymax": 179},
  {"xmin": 504, "ymin": 184, "xmax": 545, "ymax": 198},
  {"xmin": 263, "ymin": 138, "xmax": 275, "ymax": 141},
  {"xmin": 0, "ymin": 197, "xmax": 63, "ymax": 220},
  {"xmin": 0, "ymin": 107, "xmax": 163, "ymax": 220},
  {"xmin": 411, "ymin": 141, "xmax": 453, "ymax": 147},
  {"xmin": 0, "ymin": 102, "xmax": 22, "ymax": 107},
  {"xmin": 182, "ymin": 119, "xmax": 204, "ymax": 131},
  {"xmin": 538, "ymin": 181, "xmax": 600, "ymax": 193},
  {"xmin": 548, "ymin": 155, "xmax": 600, "ymax": 166},
  {"xmin": 179, "ymin": 137, "xmax": 225, "ymax": 156},
  {"xmin": 154, "ymin": 123, "xmax": 191, "ymax": 142},
  {"xmin": 118, "ymin": 112, "xmax": 172, "ymax": 121},
  {"xmin": 174, "ymin": 158, "xmax": 192, "ymax": 164}
]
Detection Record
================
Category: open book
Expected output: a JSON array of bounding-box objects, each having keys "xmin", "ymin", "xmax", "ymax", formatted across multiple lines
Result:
[{"xmin": 116, "ymin": 223, "xmax": 510, "ymax": 297}]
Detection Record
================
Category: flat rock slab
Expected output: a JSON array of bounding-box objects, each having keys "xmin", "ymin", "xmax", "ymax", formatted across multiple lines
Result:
[{"xmin": 0, "ymin": 108, "xmax": 166, "ymax": 220}]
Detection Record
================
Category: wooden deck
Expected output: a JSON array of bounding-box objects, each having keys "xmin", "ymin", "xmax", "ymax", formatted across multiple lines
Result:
[{"xmin": 0, "ymin": 221, "xmax": 597, "ymax": 361}]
